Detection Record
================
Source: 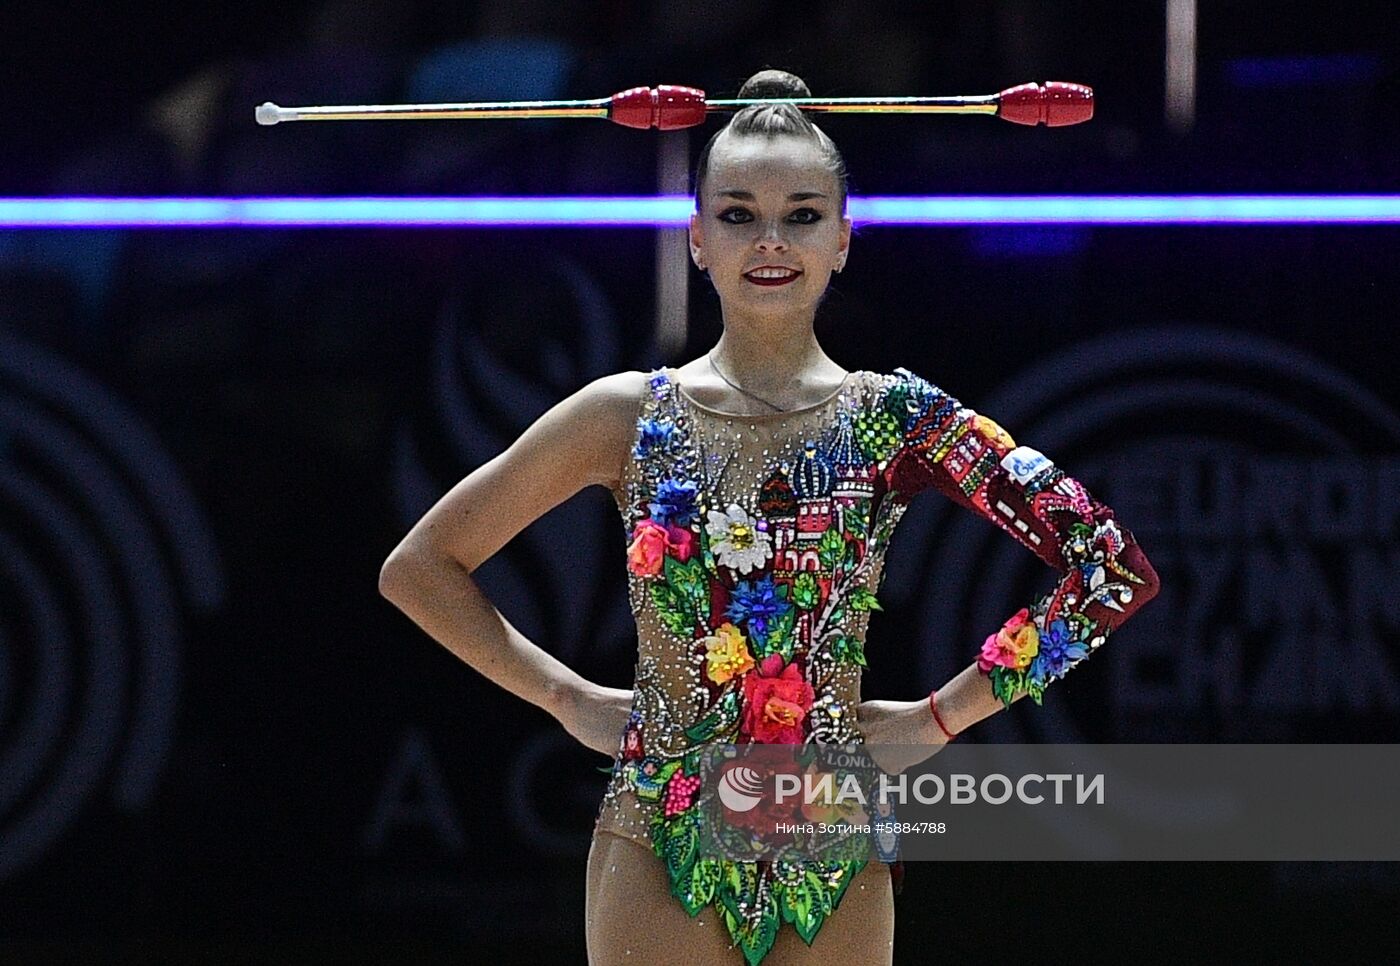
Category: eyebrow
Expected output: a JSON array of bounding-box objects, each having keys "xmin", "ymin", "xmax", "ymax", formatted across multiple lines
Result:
[{"xmin": 716, "ymin": 190, "xmax": 829, "ymax": 202}]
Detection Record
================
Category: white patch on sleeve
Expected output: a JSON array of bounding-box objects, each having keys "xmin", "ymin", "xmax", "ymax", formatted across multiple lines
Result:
[{"xmin": 1000, "ymin": 446, "xmax": 1054, "ymax": 485}]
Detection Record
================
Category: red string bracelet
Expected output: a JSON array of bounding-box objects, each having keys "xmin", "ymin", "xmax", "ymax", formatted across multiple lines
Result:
[{"xmin": 928, "ymin": 689, "xmax": 959, "ymax": 741}]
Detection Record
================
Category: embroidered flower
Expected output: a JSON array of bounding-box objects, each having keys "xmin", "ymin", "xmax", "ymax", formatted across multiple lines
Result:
[
  {"xmin": 725, "ymin": 575, "xmax": 791, "ymax": 643},
  {"xmin": 704, "ymin": 502, "xmax": 772, "ymax": 574},
  {"xmin": 722, "ymin": 761, "xmax": 804, "ymax": 836},
  {"xmin": 703, "ymin": 622, "xmax": 755, "ymax": 684},
  {"xmin": 741, "ymin": 653, "xmax": 814, "ymax": 744},
  {"xmin": 1028, "ymin": 618, "xmax": 1088, "ymax": 684},
  {"xmin": 973, "ymin": 413, "xmax": 1016, "ymax": 450},
  {"xmin": 977, "ymin": 606, "xmax": 1040, "ymax": 672},
  {"xmin": 626, "ymin": 518, "xmax": 694, "ymax": 576},
  {"xmin": 1094, "ymin": 518, "xmax": 1125, "ymax": 555},
  {"xmin": 648, "ymin": 478, "xmax": 699, "ymax": 527},
  {"xmin": 633, "ymin": 417, "xmax": 676, "ymax": 459}
]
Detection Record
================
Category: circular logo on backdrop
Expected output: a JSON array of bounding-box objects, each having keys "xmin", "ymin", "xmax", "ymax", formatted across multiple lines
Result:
[
  {"xmin": 390, "ymin": 254, "xmax": 631, "ymax": 669},
  {"xmin": 0, "ymin": 333, "xmax": 223, "ymax": 882},
  {"xmin": 892, "ymin": 324, "xmax": 1400, "ymax": 743},
  {"xmin": 879, "ymin": 324, "xmax": 1400, "ymax": 851},
  {"xmin": 386, "ymin": 254, "xmax": 647, "ymax": 855}
]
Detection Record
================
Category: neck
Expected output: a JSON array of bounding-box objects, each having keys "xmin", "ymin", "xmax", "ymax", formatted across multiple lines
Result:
[{"xmin": 709, "ymin": 305, "xmax": 837, "ymax": 393}]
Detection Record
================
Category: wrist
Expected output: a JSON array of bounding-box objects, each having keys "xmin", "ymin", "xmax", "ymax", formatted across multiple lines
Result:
[{"xmin": 928, "ymin": 688, "xmax": 959, "ymax": 741}]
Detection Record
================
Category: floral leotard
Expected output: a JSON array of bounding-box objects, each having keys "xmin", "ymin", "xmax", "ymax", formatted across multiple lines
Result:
[{"xmin": 595, "ymin": 366, "xmax": 1159, "ymax": 965}]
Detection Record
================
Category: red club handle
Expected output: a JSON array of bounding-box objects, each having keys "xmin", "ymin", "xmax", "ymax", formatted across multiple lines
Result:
[
  {"xmin": 996, "ymin": 82, "xmax": 1094, "ymax": 126},
  {"xmin": 609, "ymin": 85, "xmax": 708, "ymax": 130},
  {"xmin": 606, "ymin": 81, "xmax": 1093, "ymax": 129}
]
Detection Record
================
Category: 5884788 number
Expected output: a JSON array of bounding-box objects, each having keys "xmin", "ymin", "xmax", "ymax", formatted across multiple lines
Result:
[
  {"xmin": 873, "ymin": 821, "xmax": 946, "ymax": 835},
  {"xmin": 815, "ymin": 821, "xmax": 947, "ymax": 835}
]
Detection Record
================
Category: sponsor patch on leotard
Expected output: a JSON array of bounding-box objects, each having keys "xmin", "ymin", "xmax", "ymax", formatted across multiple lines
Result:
[{"xmin": 1000, "ymin": 445, "xmax": 1053, "ymax": 484}]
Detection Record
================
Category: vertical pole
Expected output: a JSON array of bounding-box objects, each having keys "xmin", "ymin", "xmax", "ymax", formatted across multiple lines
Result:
[
  {"xmin": 655, "ymin": 129, "xmax": 690, "ymax": 357},
  {"xmin": 1165, "ymin": 0, "xmax": 1197, "ymax": 134}
]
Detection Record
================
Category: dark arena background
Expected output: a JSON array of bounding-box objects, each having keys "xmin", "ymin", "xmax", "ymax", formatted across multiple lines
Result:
[{"xmin": 3, "ymin": 2, "xmax": 1399, "ymax": 962}]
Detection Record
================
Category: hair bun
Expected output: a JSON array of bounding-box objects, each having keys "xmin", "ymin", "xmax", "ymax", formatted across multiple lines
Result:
[{"xmin": 737, "ymin": 69, "xmax": 811, "ymax": 100}]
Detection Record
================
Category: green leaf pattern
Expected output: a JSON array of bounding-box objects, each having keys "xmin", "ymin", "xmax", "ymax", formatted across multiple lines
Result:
[
  {"xmin": 753, "ymin": 607, "xmax": 796, "ymax": 663},
  {"xmin": 648, "ymin": 773, "xmax": 871, "ymax": 964},
  {"xmin": 848, "ymin": 587, "xmax": 883, "ymax": 612},
  {"xmin": 830, "ymin": 634, "xmax": 868, "ymax": 667},
  {"xmin": 791, "ymin": 572, "xmax": 820, "ymax": 611},
  {"xmin": 815, "ymin": 527, "xmax": 846, "ymax": 571},
  {"xmin": 648, "ymin": 582, "xmax": 693, "ymax": 637},
  {"xmin": 663, "ymin": 554, "xmax": 710, "ymax": 623},
  {"xmin": 683, "ymin": 688, "xmax": 741, "ymax": 743}
]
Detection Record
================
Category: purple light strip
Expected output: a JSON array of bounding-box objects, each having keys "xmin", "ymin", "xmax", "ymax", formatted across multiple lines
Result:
[{"xmin": 1, "ymin": 195, "xmax": 1399, "ymax": 227}]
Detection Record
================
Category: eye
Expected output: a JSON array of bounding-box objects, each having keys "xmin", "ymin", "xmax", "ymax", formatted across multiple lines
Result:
[
  {"xmin": 789, "ymin": 208, "xmax": 822, "ymax": 225},
  {"xmin": 717, "ymin": 207, "xmax": 753, "ymax": 224}
]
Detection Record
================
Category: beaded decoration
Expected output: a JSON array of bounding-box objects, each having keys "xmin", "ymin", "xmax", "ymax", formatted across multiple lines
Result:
[{"xmin": 596, "ymin": 366, "xmax": 1159, "ymax": 964}]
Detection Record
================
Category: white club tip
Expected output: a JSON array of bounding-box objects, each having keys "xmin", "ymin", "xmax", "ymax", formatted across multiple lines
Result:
[{"xmin": 255, "ymin": 102, "xmax": 283, "ymax": 126}]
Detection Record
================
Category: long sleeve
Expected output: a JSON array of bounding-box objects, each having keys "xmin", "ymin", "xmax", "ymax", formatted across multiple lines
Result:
[{"xmin": 875, "ymin": 367, "xmax": 1160, "ymax": 707}]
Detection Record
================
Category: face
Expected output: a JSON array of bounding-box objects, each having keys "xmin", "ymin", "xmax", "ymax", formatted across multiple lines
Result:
[{"xmin": 690, "ymin": 132, "xmax": 851, "ymax": 317}]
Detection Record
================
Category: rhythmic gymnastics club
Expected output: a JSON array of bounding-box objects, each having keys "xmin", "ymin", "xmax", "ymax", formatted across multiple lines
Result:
[{"xmin": 254, "ymin": 82, "xmax": 1093, "ymax": 128}]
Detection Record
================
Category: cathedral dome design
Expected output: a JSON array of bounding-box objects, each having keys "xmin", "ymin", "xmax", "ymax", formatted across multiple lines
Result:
[
  {"xmin": 792, "ymin": 441, "xmax": 834, "ymax": 499},
  {"xmin": 825, "ymin": 409, "xmax": 863, "ymax": 471},
  {"xmin": 758, "ymin": 464, "xmax": 798, "ymax": 516}
]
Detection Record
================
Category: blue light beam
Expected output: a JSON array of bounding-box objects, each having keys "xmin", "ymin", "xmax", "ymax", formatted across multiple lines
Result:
[{"xmin": 2, "ymin": 195, "xmax": 1399, "ymax": 228}]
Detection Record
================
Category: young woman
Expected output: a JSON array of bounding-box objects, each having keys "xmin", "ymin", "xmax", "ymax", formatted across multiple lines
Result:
[{"xmin": 379, "ymin": 69, "xmax": 1160, "ymax": 966}]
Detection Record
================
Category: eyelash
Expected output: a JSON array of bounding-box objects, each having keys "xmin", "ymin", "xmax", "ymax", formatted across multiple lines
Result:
[{"xmin": 717, "ymin": 207, "xmax": 823, "ymax": 225}]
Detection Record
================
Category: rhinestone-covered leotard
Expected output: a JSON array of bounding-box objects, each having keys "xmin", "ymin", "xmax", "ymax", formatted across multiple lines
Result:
[{"xmin": 595, "ymin": 366, "xmax": 1159, "ymax": 965}]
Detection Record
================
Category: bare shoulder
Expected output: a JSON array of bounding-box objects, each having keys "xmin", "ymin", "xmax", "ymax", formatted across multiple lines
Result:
[
  {"xmin": 382, "ymin": 369, "xmax": 652, "ymax": 575},
  {"xmin": 575, "ymin": 369, "xmax": 652, "ymax": 418},
  {"xmin": 555, "ymin": 369, "xmax": 651, "ymax": 488},
  {"xmin": 569, "ymin": 369, "xmax": 650, "ymax": 438}
]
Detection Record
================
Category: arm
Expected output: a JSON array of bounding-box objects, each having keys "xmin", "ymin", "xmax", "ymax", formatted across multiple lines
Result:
[
  {"xmin": 378, "ymin": 369, "xmax": 649, "ymax": 752},
  {"xmin": 882, "ymin": 367, "xmax": 1161, "ymax": 733}
]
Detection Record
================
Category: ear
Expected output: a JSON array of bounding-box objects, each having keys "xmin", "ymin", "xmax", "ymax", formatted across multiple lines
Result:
[
  {"xmin": 835, "ymin": 214, "xmax": 852, "ymax": 271},
  {"xmin": 689, "ymin": 211, "xmax": 705, "ymax": 269}
]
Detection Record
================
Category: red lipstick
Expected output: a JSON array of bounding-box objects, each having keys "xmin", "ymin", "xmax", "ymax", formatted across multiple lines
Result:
[{"xmin": 743, "ymin": 267, "xmax": 802, "ymax": 287}]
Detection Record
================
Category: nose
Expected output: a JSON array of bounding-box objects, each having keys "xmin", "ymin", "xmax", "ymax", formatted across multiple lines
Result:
[{"xmin": 754, "ymin": 221, "xmax": 788, "ymax": 253}]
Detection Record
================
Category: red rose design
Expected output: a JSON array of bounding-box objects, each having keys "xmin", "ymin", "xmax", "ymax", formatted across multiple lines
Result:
[
  {"xmin": 625, "ymin": 518, "xmax": 695, "ymax": 576},
  {"xmin": 720, "ymin": 760, "xmax": 804, "ymax": 843},
  {"xmin": 740, "ymin": 654, "xmax": 815, "ymax": 744}
]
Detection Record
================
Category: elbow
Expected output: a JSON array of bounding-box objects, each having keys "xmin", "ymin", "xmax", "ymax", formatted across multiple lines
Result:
[
  {"xmin": 378, "ymin": 546, "xmax": 422, "ymax": 605},
  {"xmin": 378, "ymin": 552, "xmax": 405, "ymax": 603},
  {"xmin": 1129, "ymin": 547, "xmax": 1162, "ymax": 612},
  {"xmin": 379, "ymin": 541, "xmax": 468, "ymax": 605}
]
